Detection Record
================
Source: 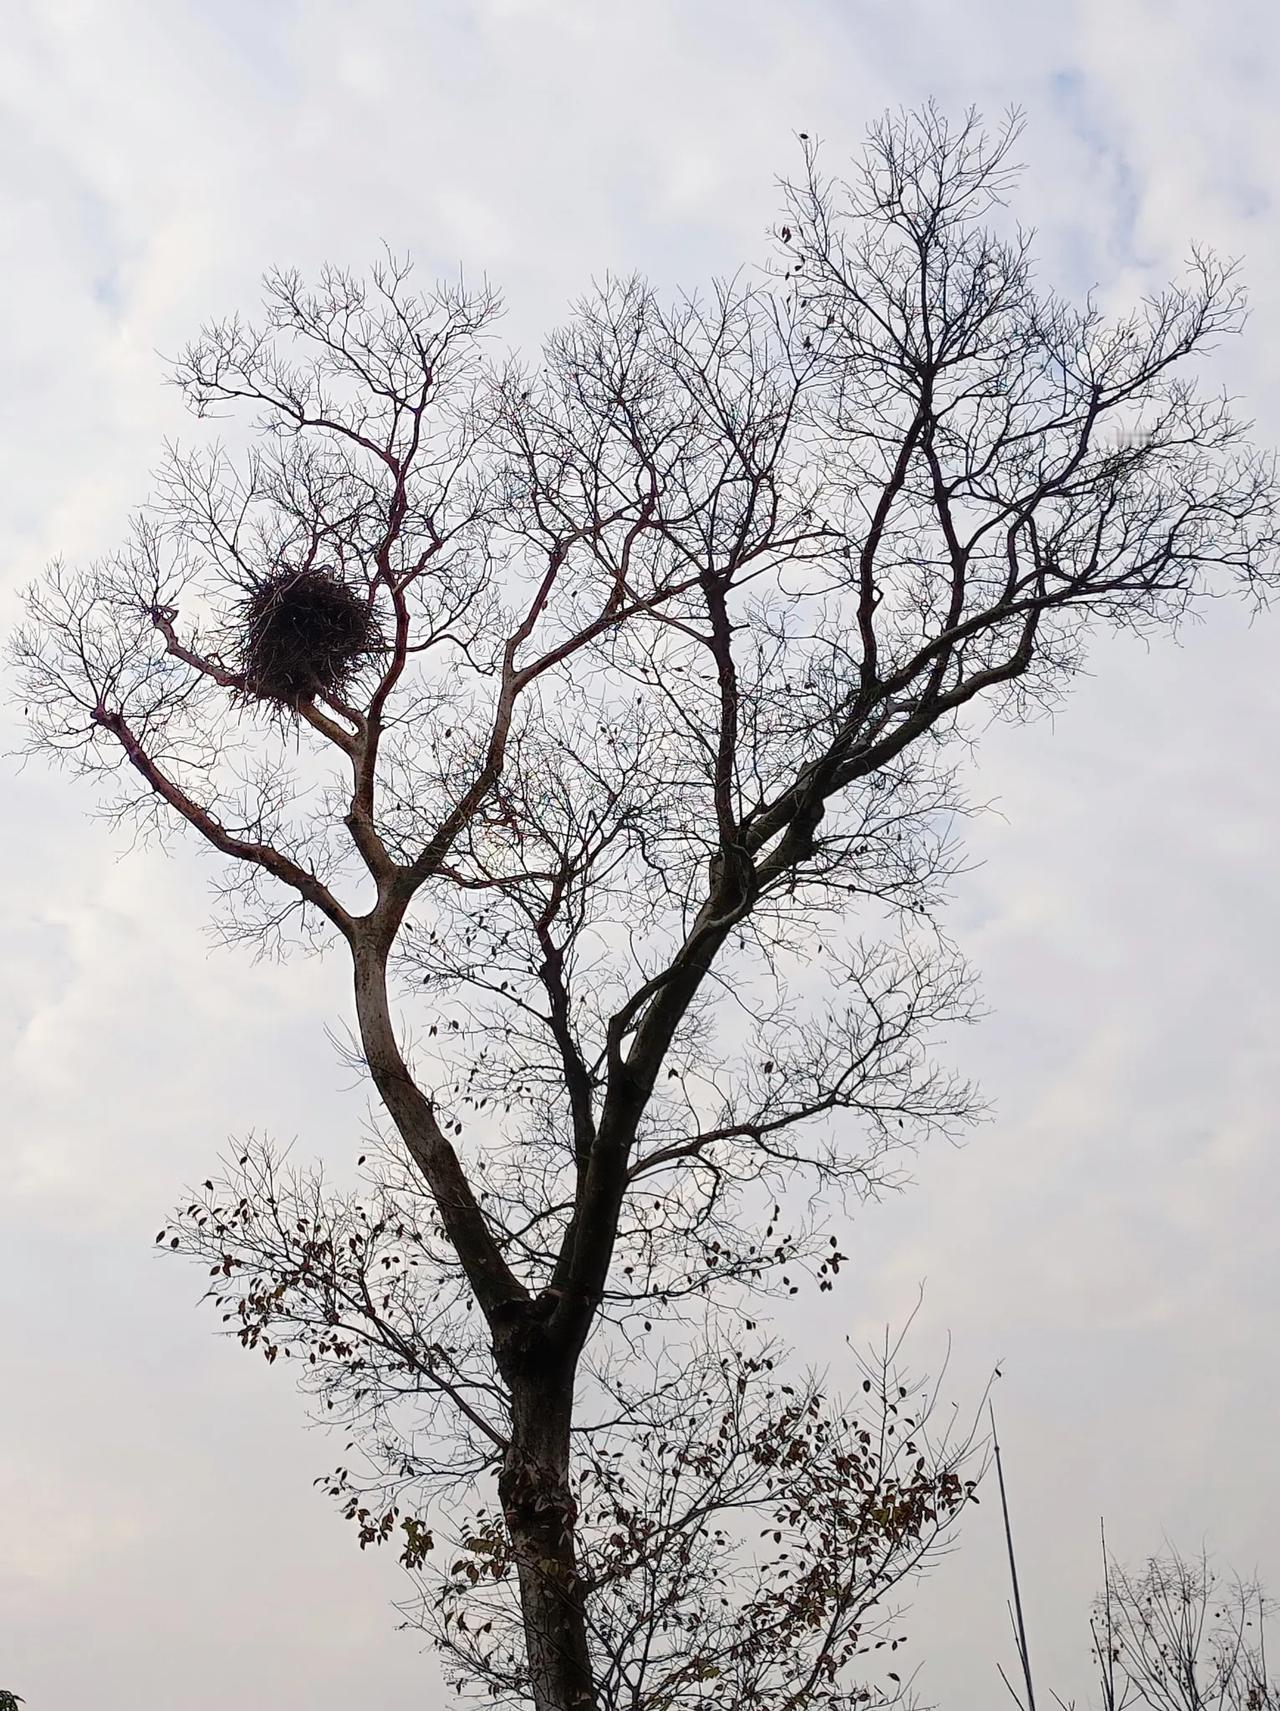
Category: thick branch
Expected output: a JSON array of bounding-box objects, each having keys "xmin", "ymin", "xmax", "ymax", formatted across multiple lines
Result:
[{"xmin": 92, "ymin": 706, "xmax": 354, "ymax": 936}]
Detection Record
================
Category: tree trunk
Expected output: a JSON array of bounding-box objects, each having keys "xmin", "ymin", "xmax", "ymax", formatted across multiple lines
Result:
[{"xmin": 500, "ymin": 1367, "xmax": 597, "ymax": 1711}]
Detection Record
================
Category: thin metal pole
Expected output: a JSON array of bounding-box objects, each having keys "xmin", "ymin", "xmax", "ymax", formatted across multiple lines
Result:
[{"xmin": 991, "ymin": 1403, "xmax": 1037, "ymax": 1711}]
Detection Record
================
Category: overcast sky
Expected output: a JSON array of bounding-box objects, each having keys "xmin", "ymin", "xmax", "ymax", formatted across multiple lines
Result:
[{"xmin": 3, "ymin": 3, "xmax": 1279, "ymax": 1707}]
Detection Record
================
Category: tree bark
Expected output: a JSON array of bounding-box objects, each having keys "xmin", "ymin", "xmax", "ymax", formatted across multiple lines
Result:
[{"xmin": 499, "ymin": 1356, "xmax": 597, "ymax": 1711}]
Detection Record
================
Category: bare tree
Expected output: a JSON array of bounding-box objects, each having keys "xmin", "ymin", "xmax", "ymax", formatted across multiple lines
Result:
[
  {"xmin": 996, "ymin": 1522, "xmax": 1274, "ymax": 1711},
  {"xmin": 13, "ymin": 105, "xmax": 1280, "ymax": 1710},
  {"xmin": 1086, "ymin": 1545, "xmax": 1276, "ymax": 1711}
]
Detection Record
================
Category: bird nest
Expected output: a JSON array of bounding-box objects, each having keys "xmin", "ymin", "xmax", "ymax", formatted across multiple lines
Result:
[{"xmin": 236, "ymin": 566, "xmax": 384, "ymax": 709}]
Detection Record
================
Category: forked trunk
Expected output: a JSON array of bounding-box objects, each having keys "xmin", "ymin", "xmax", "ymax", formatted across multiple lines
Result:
[
  {"xmin": 353, "ymin": 948, "xmax": 599, "ymax": 1705},
  {"xmin": 500, "ymin": 1373, "xmax": 597, "ymax": 1711}
]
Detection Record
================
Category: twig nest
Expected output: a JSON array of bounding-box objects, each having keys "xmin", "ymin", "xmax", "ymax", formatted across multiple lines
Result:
[{"xmin": 237, "ymin": 566, "xmax": 383, "ymax": 708}]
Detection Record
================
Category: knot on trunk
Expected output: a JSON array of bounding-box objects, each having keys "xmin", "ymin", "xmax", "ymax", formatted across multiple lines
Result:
[
  {"xmin": 490, "ymin": 1290, "xmax": 563, "ymax": 1380},
  {"xmin": 706, "ymin": 842, "xmax": 759, "ymax": 928}
]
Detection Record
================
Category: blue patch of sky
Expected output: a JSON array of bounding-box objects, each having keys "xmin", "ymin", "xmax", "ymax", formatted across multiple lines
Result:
[
  {"xmin": 65, "ymin": 174, "xmax": 128, "ymax": 322},
  {"xmin": 1046, "ymin": 66, "xmax": 1144, "ymax": 283},
  {"xmin": 91, "ymin": 268, "xmax": 122, "ymax": 312},
  {"xmin": 188, "ymin": 0, "xmax": 302, "ymax": 101}
]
